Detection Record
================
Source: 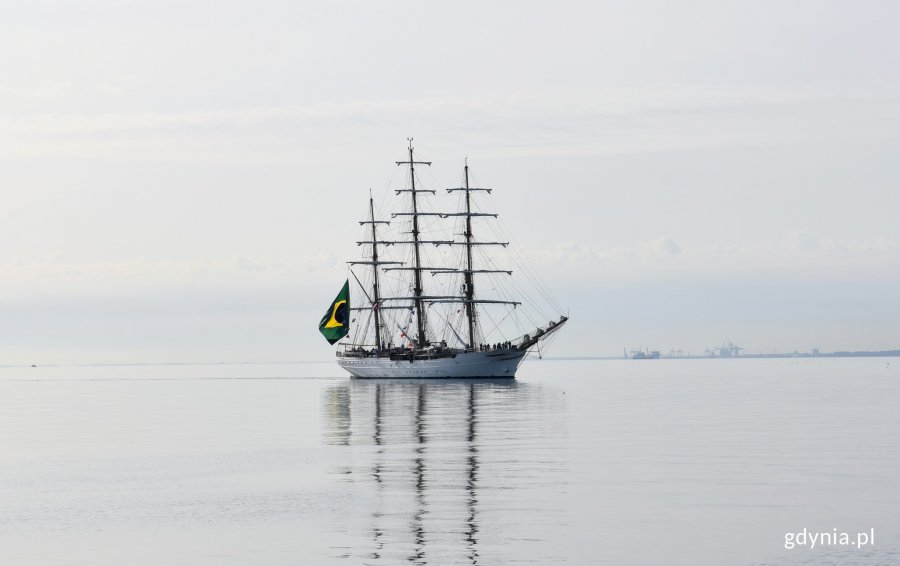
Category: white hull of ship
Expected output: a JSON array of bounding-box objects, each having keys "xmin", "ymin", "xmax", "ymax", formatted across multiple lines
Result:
[{"xmin": 337, "ymin": 349, "xmax": 527, "ymax": 379}]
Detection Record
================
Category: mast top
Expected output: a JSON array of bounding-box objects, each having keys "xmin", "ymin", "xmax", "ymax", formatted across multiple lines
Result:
[{"xmin": 396, "ymin": 137, "xmax": 432, "ymax": 166}]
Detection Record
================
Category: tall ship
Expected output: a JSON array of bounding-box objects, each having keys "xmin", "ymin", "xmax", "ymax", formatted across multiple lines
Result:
[{"xmin": 319, "ymin": 140, "xmax": 568, "ymax": 378}]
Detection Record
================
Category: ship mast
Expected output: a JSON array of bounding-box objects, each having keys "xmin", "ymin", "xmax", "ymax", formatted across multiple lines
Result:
[
  {"xmin": 434, "ymin": 162, "xmax": 520, "ymax": 346},
  {"xmin": 396, "ymin": 138, "xmax": 432, "ymax": 347},
  {"xmin": 368, "ymin": 193, "xmax": 383, "ymax": 348},
  {"xmin": 351, "ymin": 195, "xmax": 400, "ymax": 348},
  {"xmin": 462, "ymin": 160, "xmax": 476, "ymax": 350}
]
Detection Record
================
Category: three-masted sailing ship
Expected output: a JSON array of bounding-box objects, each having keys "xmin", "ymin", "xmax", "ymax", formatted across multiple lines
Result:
[{"xmin": 319, "ymin": 140, "xmax": 568, "ymax": 378}]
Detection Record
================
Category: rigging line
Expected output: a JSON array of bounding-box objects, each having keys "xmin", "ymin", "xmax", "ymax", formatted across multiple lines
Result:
[
  {"xmin": 485, "ymin": 250, "xmax": 546, "ymax": 329},
  {"xmin": 511, "ymin": 308, "xmax": 525, "ymax": 337},
  {"xmin": 494, "ymin": 260, "xmax": 546, "ymax": 324},
  {"xmin": 414, "ymin": 143, "xmax": 454, "ymax": 160},
  {"xmin": 381, "ymin": 162, "xmax": 398, "ymax": 196},
  {"xmin": 473, "ymin": 245, "xmax": 527, "ymax": 314},
  {"xmin": 372, "ymin": 191, "xmax": 393, "ymax": 233},
  {"xmin": 506, "ymin": 234, "xmax": 559, "ymax": 308},
  {"xmin": 349, "ymin": 266, "xmax": 378, "ymax": 346},
  {"xmin": 349, "ymin": 267, "xmax": 374, "ymax": 305},
  {"xmin": 543, "ymin": 325, "xmax": 563, "ymax": 351},
  {"xmin": 496, "ymin": 239, "xmax": 557, "ymax": 318},
  {"xmin": 535, "ymin": 325, "xmax": 563, "ymax": 358},
  {"xmin": 481, "ymin": 314, "xmax": 522, "ymax": 345},
  {"xmin": 479, "ymin": 306, "xmax": 502, "ymax": 343},
  {"xmin": 360, "ymin": 309, "xmax": 374, "ymax": 347},
  {"xmin": 502, "ymin": 230, "xmax": 563, "ymax": 313},
  {"xmin": 481, "ymin": 304, "xmax": 518, "ymax": 343},
  {"xmin": 525, "ymin": 261, "xmax": 562, "ymax": 315},
  {"xmin": 476, "ymin": 192, "xmax": 560, "ymax": 312},
  {"xmin": 431, "ymin": 306, "xmax": 467, "ymax": 348},
  {"xmin": 489, "ymin": 268, "xmax": 540, "ymax": 330}
]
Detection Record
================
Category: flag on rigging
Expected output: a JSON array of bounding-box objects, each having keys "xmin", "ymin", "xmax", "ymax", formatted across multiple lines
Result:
[{"xmin": 318, "ymin": 280, "xmax": 350, "ymax": 345}]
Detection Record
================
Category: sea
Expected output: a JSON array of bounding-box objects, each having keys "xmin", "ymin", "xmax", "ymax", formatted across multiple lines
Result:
[{"xmin": 1, "ymin": 358, "xmax": 898, "ymax": 565}]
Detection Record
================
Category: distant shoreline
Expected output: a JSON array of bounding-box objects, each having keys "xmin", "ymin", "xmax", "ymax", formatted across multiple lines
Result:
[
  {"xmin": 5, "ymin": 351, "xmax": 898, "ymax": 368},
  {"xmin": 544, "ymin": 350, "xmax": 900, "ymax": 361}
]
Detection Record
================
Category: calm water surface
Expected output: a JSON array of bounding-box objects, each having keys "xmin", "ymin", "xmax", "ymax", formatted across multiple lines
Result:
[{"xmin": 1, "ymin": 358, "xmax": 898, "ymax": 565}]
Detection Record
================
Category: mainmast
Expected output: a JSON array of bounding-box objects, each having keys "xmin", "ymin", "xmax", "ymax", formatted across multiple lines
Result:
[
  {"xmin": 462, "ymin": 161, "xmax": 476, "ymax": 350},
  {"xmin": 396, "ymin": 138, "xmax": 432, "ymax": 347}
]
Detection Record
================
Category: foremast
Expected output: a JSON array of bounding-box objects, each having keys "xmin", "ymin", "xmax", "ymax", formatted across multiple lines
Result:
[
  {"xmin": 367, "ymin": 194, "xmax": 384, "ymax": 347},
  {"xmin": 349, "ymin": 194, "xmax": 401, "ymax": 348}
]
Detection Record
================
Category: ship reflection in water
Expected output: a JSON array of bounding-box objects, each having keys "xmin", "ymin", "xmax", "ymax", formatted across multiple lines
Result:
[{"xmin": 322, "ymin": 379, "xmax": 568, "ymax": 564}]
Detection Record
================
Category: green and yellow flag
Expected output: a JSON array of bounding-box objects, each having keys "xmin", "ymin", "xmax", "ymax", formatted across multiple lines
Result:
[{"xmin": 319, "ymin": 280, "xmax": 350, "ymax": 345}]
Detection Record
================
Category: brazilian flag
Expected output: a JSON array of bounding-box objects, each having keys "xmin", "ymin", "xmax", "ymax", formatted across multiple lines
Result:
[{"xmin": 319, "ymin": 280, "xmax": 350, "ymax": 345}]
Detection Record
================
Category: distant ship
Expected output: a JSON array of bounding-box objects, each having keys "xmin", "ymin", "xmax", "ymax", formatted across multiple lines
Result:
[
  {"xmin": 705, "ymin": 342, "xmax": 743, "ymax": 358},
  {"xmin": 630, "ymin": 349, "xmax": 661, "ymax": 359},
  {"xmin": 319, "ymin": 140, "xmax": 568, "ymax": 378}
]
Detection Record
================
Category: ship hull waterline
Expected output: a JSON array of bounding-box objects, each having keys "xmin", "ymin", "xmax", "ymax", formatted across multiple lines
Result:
[{"xmin": 337, "ymin": 349, "xmax": 527, "ymax": 379}]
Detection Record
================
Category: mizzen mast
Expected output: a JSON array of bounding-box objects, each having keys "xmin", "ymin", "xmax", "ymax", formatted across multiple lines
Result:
[{"xmin": 443, "ymin": 161, "xmax": 516, "ymax": 349}]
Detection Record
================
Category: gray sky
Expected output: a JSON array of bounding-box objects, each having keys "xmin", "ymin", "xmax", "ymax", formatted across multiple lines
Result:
[{"xmin": 2, "ymin": 0, "xmax": 899, "ymax": 363}]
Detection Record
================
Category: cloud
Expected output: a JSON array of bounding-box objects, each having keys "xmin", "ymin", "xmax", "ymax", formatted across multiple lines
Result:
[
  {"xmin": 644, "ymin": 236, "xmax": 681, "ymax": 257},
  {"xmin": 95, "ymin": 83, "xmax": 126, "ymax": 97},
  {"xmin": 786, "ymin": 230, "xmax": 820, "ymax": 253},
  {"xmin": 522, "ymin": 233, "xmax": 900, "ymax": 283},
  {"xmin": 0, "ymin": 254, "xmax": 345, "ymax": 301},
  {"xmin": 526, "ymin": 242, "xmax": 600, "ymax": 264},
  {"xmin": 5, "ymin": 231, "xmax": 894, "ymax": 303},
  {"xmin": 4, "ymin": 80, "xmax": 899, "ymax": 160},
  {"xmin": 526, "ymin": 236, "xmax": 684, "ymax": 264},
  {"xmin": 32, "ymin": 82, "xmax": 73, "ymax": 100}
]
